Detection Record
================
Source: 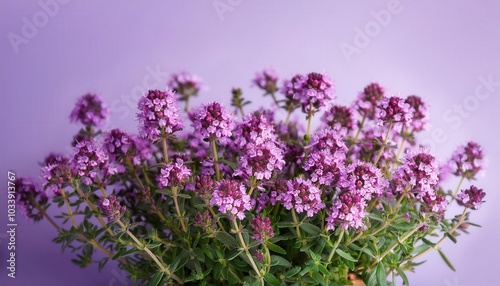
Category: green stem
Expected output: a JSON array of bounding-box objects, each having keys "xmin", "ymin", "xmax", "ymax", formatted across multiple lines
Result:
[
  {"xmin": 172, "ymin": 186, "xmax": 188, "ymax": 232},
  {"xmin": 327, "ymin": 229, "xmax": 345, "ymax": 262},
  {"xmin": 373, "ymin": 122, "xmax": 393, "ymax": 166},
  {"xmin": 211, "ymin": 140, "xmax": 221, "ymax": 181},
  {"xmin": 291, "ymin": 208, "xmax": 303, "ymax": 242},
  {"xmin": 231, "ymin": 218, "xmax": 263, "ymax": 281},
  {"xmin": 269, "ymin": 92, "xmax": 280, "ymax": 107},
  {"xmin": 161, "ymin": 134, "xmax": 170, "ymax": 164},
  {"xmin": 350, "ymin": 115, "xmax": 366, "ymax": 151},
  {"xmin": 449, "ymin": 175, "xmax": 465, "ymax": 204},
  {"xmin": 73, "ymin": 184, "xmax": 114, "ymax": 236}
]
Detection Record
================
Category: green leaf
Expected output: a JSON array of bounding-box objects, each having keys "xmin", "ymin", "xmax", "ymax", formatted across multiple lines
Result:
[
  {"xmin": 367, "ymin": 269, "xmax": 377, "ymax": 286},
  {"xmin": 264, "ymin": 273, "xmax": 281, "ymax": 286},
  {"xmin": 376, "ymin": 263, "xmax": 387, "ymax": 286},
  {"xmin": 300, "ymin": 223, "xmax": 321, "ymax": 235},
  {"xmin": 170, "ymin": 251, "xmax": 189, "ymax": 273},
  {"xmin": 285, "ymin": 267, "xmax": 301, "ymax": 278},
  {"xmin": 148, "ymin": 271, "xmax": 164, "ymax": 286},
  {"xmin": 216, "ymin": 232, "xmax": 238, "ymax": 248},
  {"xmin": 335, "ymin": 249, "xmax": 358, "ymax": 262},
  {"xmin": 316, "ymin": 264, "xmax": 329, "ymax": 276},
  {"xmin": 438, "ymin": 249, "xmax": 456, "ymax": 271},
  {"xmin": 177, "ymin": 193, "xmax": 192, "ymax": 199},
  {"xmin": 445, "ymin": 232, "xmax": 457, "ymax": 244},
  {"xmin": 270, "ymin": 255, "xmax": 291, "ymax": 267},
  {"xmin": 226, "ymin": 249, "xmax": 243, "ymax": 261},
  {"xmin": 396, "ymin": 267, "xmax": 409, "ymax": 286},
  {"xmin": 411, "ymin": 244, "xmax": 431, "ymax": 256},
  {"xmin": 266, "ymin": 241, "xmax": 287, "ymax": 254},
  {"xmin": 421, "ymin": 237, "xmax": 436, "ymax": 246}
]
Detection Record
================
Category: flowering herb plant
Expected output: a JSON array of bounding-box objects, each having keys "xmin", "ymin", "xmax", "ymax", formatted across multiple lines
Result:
[{"xmin": 17, "ymin": 70, "xmax": 486, "ymax": 286}]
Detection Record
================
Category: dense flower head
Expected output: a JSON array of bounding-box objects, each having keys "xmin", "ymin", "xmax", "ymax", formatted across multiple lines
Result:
[
  {"xmin": 278, "ymin": 178, "xmax": 325, "ymax": 217},
  {"xmin": 103, "ymin": 129, "xmax": 153, "ymax": 165},
  {"xmin": 193, "ymin": 210, "xmax": 215, "ymax": 233},
  {"xmin": 71, "ymin": 140, "xmax": 115, "ymax": 185},
  {"xmin": 457, "ymin": 185, "xmax": 485, "ymax": 210},
  {"xmin": 252, "ymin": 68, "xmax": 279, "ymax": 94},
  {"xmin": 303, "ymin": 149, "xmax": 345, "ymax": 186},
  {"xmin": 308, "ymin": 127, "xmax": 348, "ymax": 155},
  {"xmin": 256, "ymin": 180, "xmax": 287, "ymax": 212},
  {"xmin": 392, "ymin": 148, "xmax": 440, "ymax": 200},
  {"xmin": 41, "ymin": 155, "xmax": 72, "ymax": 198},
  {"xmin": 321, "ymin": 105, "xmax": 356, "ymax": 132},
  {"xmin": 354, "ymin": 126, "xmax": 395, "ymax": 165},
  {"xmin": 251, "ymin": 215, "xmax": 275, "ymax": 241},
  {"xmin": 281, "ymin": 74, "xmax": 306, "ymax": 103},
  {"xmin": 167, "ymin": 71, "xmax": 203, "ymax": 101},
  {"xmin": 192, "ymin": 175, "xmax": 215, "ymax": 202},
  {"xmin": 341, "ymin": 162, "xmax": 387, "ymax": 200},
  {"xmin": 326, "ymin": 191, "xmax": 367, "ymax": 231},
  {"xmin": 192, "ymin": 102, "xmax": 235, "ymax": 141},
  {"xmin": 15, "ymin": 178, "xmax": 48, "ymax": 222},
  {"xmin": 405, "ymin": 95, "xmax": 428, "ymax": 132},
  {"xmin": 235, "ymin": 140, "xmax": 285, "ymax": 181},
  {"xmin": 377, "ymin": 96, "xmax": 414, "ymax": 132},
  {"xmin": 70, "ymin": 93, "xmax": 109, "ymax": 127},
  {"xmin": 233, "ymin": 111, "xmax": 278, "ymax": 147},
  {"xmin": 157, "ymin": 158, "xmax": 192, "ymax": 189},
  {"xmin": 210, "ymin": 179, "xmax": 253, "ymax": 220},
  {"xmin": 420, "ymin": 193, "xmax": 448, "ymax": 219},
  {"xmin": 98, "ymin": 195, "xmax": 126, "ymax": 222},
  {"xmin": 355, "ymin": 83, "xmax": 385, "ymax": 120},
  {"xmin": 42, "ymin": 153, "xmax": 69, "ymax": 166},
  {"xmin": 298, "ymin": 72, "xmax": 335, "ymax": 113},
  {"xmin": 449, "ymin": 141, "xmax": 484, "ymax": 179},
  {"xmin": 137, "ymin": 89, "xmax": 184, "ymax": 141}
]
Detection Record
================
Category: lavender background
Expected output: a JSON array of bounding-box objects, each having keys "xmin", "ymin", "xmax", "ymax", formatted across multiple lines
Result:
[{"xmin": 1, "ymin": 0, "xmax": 499, "ymax": 285}]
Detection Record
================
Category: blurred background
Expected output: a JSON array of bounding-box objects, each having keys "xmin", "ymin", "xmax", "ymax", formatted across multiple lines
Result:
[{"xmin": 1, "ymin": 0, "xmax": 499, "ymax": 285}]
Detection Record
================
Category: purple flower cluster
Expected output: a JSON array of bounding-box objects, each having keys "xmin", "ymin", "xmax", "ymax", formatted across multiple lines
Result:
[
  {"xmin": 103, "ymin": 129, "xmax": 153, "ymax": 165},
  {"xmin": 71, "ymin": 140, "xmax": 115, "ymax": 185},
  {"xmin": 251, "ymin": 215, "xmax": 274, "ymax": 241},
  {"xmin": 281, "ymin": 74, "xmax": 305, "ymax": 106},
  {"xmin": 326, "ymin": 191, "xmax": 366, "ymax": 231},
  {"xmin": 167, "ymin": 71, "xmax": 203, "ymax": 101},
  {"xmin": 41, "ymin": 155, "xmax": 72, "ymax": 198},
  {"xmin": 354, "ymin": 83, "xmax": 385, "ymax": 120},
  {"xmin": 233, "ymin": 111, "xmax": 278, "ymax": 147},
  {"xmin": 157, "ymin": 158, "xmax": 192, "ymax": 189},
  {"xmin": 192, "ymin": 102, "xmax": 235, "ymax": 141},
  {"xmin": 354, "ymin": 126, "xmax": 395, "ymax": 165},
  {"xmin": 421, "ymin": 193, "xmax": 448, "ymax": 218},
  {"xmin": 210, "ymin": 179, "xmax": 252, "ymax": 220},
  {"xmin": 457, "ymin": 185, "xmax": 486, "ymax": 210},
  {"xmin": 70, "ymin": 93, "xmax": 109, "ymax": 127},
  {"xmin": 16, "ymin": 178, "xmax": 48, "ymax": 222},
  {"xmin": 341, "ymin": 162, "xmax": 387, "ymax": 200},
  {"xmin": 192, "ymin": 175, "xmax": 215, "ymax": 202},
  {"xmin": 277, "ymin": 178, "xmax": 325, "ymax": 217},
  {"xmin": 405, "ymin": 95, "xmax": 428, "ymax": 132},
  {"xmin": 98, "ymin": 195, "xmax": 126, "ymax": 222},
  {"xmin": 252, "ymin": 68, "xmax": 279, "ymax": 94},
  {"xmin": 449, "ymin": 141, "xmax": 484, "ymax": 179},
  {"xmin": 321, "ymin": 105, "xmax": 356, "ymax": 132},
  {"xmin": 193, "ymin": 210, "xmax": 215, "ymax": 233},
  {"xmin": 300, "ymin": 73, "xmax": 335, "ymax": 113},
  {"xmin": 137, "ymin": 89, "xmax": 184, "ymax": 141},
  {"xmin": 391, "ymin": 148, "xmax": 440, "ymax": 200},
  {"xmin": 377, "ymin": 96, "xmax": 413, "ymax": 132}
]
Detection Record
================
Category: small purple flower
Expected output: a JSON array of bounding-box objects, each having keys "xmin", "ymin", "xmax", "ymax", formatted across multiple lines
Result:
[
  {"xmin": 234, "ymin": 140, "xmax": 285, "ymax": 181},
  {"xmin": 256, "ymin": 180, "xmax": 287, "ymax": 212},
  {"xmin": 254, "ymin": 250, "xmax": 264, "ymax": 262},
  {"xmin": 71, "ymin": 140, "xmax": 114, "ymax": 185},
  {"xmin": 70, "ymin": 93, "xmax": 109, "ymax": 127},
  {"xmin": 391, "ymin": 148, "xmax": 440, "ymax": 200},
  {"xmin": 457, "ymin": 185, "xmax": 485, "ymax": 210},
  {"xmin": 137, "ymin": 89, "xmax": 184, "ymax": 142},
  {"xmin": 354, "ymin": 83, "xmax": 385, "ymax": 120},
  {"xmin": 252, "ymin": 68, "xmax": 279, "ymax": 94},
  {"xmin": 103, "ymin": 129, "xmax": 153, "ymax": 165},
  {"xmin": 251, "ymin": 215, "xmax": 274, "ymax": 241},
  {"xmin": 341, "ymin": 161, "xmax": 387, "ymax": 200},
  {"xmin": 449, "ymin": 141, "xmax": 484, "ymax": 180},
  {"xmin": 192, "ymin": 175, "xmax": 215, "ymax": 202},
  {"xmin": 233, "ymin": 111, "xmax": 278, "ymax": 148},
  {"xmin": 42, "ymin": 153, "xmax": 68, "ymax": 166},
  {"xmin": 192, "ymin": 102, "xmax": 235, "ymax": 141},
  {"xmin": 98, "ymin": 195, "xmax": 126, "ymax": 222},
  {"xmin": 15, "ymin": 178, "xmax": 48, "ymax": 222},
  {"xmin": 421, "ymin": 193, "xmax": 448, "ymax": 219},
  {"xmin": 167, "ymin": 71, "xmax": 203, "ymax": 102},
  {"xmin": 194, "ymin": 210, "xmax": 216, "ymax": 233},
  {"xmin": 210, "ymin": 179, "xmax": 252, "ymax": 220},
  {"xmin": 377, "ymin": 96, "xmax": 414, "ymax": 132},
  {"xmin": 278, "ymin": 178, "xmax": 325, "ymax": 217},
  {"xmin": 281, "ymin": 74, "xmax": 305, "ymax": 108},
  {"xmin": 41, "ymin": 155, "xmax": 72, "ymax": 198},
  {"xmin": 303, "ymin": 149, "xmax": 345, "ymax": 186},
  {"xmin": 321, "ymin": 105, "xmax": 356, "ymax": 132},
  {"xmin": 308, "ymin": 127, "xmax": 348, "ymax": 155},
  {"xmin": 157, "ymin": 158, "xmax": 192, "ymax": 189},
  {"xmin": 405, "ymin": 95, "xmax": 428, "ymax": 132},
  {"xmin": 326, "ymin": 191, "xmax": 367, "ymax": 231},
  {"xmin": 298, "ymin": 72, "xmax": 335, "ymax": 113}
]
